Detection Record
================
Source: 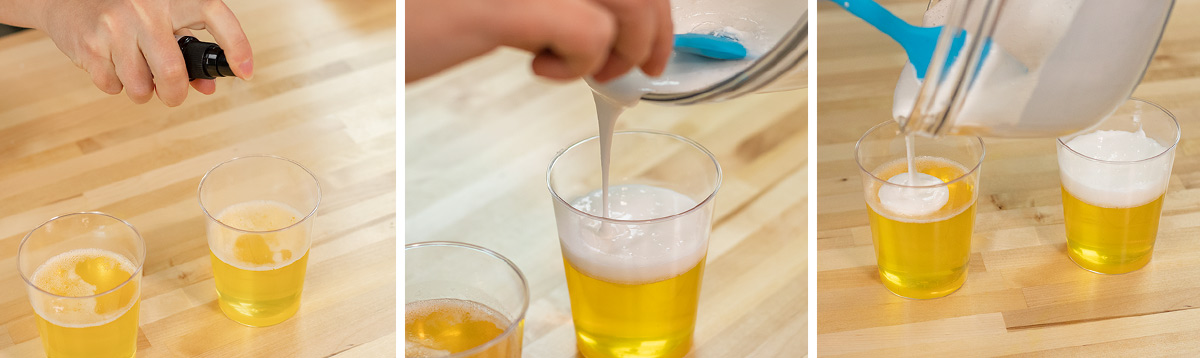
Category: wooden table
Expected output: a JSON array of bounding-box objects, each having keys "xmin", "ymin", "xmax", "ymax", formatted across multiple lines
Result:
[
  {"xmin": 817, "ymin": 0, "xmax": 1200, "ymax": 355},
  {"xmin": 0, "ymin": 0, "xmax": 397, "ymax": 356},
  {"xmin": 406, "ymin": 49, "xmax": 808, "ymax": 356}
]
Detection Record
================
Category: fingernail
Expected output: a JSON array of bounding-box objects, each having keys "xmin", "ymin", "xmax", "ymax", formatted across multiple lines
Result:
[{"xmin": 240, "ymin": 59, "xmax": 254, "ymax": 80}]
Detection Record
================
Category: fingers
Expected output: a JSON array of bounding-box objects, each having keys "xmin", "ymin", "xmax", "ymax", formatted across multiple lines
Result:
[
  {"xmin": 590, "ymin": 51, "xmax": 634, "ymax": 83},
  {"xmin": 191, "ymin": 79, "xmax": 217, "ymax": 95},
  {"xmin": 111, "ymin": 37, "xmax": 155, "ymax": 104},
  {"xmin": 52, "ymin": 0, "xmax": 247, "ymax": 104},
  {"xmin": 79, "ymin": 39, "xmax": 123, "ymax": 95},
  {"xmin": 192, "ymin": 0, "xmax": 253, "ymax": 80},
  {"xmin": 526, "ymin": 0, "xmax": 613, "ymax": 80},
  {"xmin": 641, "ymin": 0, "xmax": 673, "ymax": 77},
  {"xmin": 531, "ymin": 51, "xmax": 593, "ymax": 80},
  {"xmin": 595, "ymin": 0, "xmax": 672, "ymax": 79},
  {"xmin": 596, "ymin": 0, "xmax": 656, "ymax": 81},
  {"xmin": 88, "ymin": 59, "xmax": 124, "ymax": 95},
  {"xmin": 140, "ymin": 30, "xmax": 190, "ymax": 106},
  {"xmin": 512, "ymin": 0, "xmax": 674, "ymax": 81}
]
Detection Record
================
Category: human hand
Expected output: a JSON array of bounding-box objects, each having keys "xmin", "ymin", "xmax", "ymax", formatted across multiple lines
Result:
[
  {"xmin": 36, "ymin": 0, "xmax": 254, "ymax": 106},
  {"xmin": 405, "ymin": 0, "xmax": 672, "ymax": 83},
  {"xmin": 509, "ymin": 0, "xmax": 674, "ymax": 82}
]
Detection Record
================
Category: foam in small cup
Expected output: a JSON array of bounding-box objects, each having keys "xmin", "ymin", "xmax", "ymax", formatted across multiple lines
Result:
[
  {"xmin": 29, "ymin": 248, "xmax": 138, "ymax": 327},
  {"xmin": 878, "ymin": 172, "xmax": 950, "ymax": 217},
  {"xmin": 1059, "ymin": 129, "xmax": 1171, "ymax": 208},
  {"xmin": 209, "ymin": 200, "xmax": 308, "ymax": 271},
  {"xmin": 405, "ymin": 298, "xmax": 509, "ymax": 357},
  {"xmin": 558, "ymin": 184, "xmax": 709, "ymax": 285}
]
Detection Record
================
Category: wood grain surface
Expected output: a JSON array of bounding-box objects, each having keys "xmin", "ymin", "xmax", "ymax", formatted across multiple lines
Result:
[
  {"xmin": 0, "ymin": 0, "xmax": 397, "ymax": 356},
  {"xmin": 406, "ymin": 49, "xmax": 808, "ymax": 357},
  {"xmin": 817, "ymin": 0, "xmax": 1200, "ymax": 356}
]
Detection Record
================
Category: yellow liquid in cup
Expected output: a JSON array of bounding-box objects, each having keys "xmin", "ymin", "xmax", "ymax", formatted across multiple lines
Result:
[
  {"xmin": 866, "ymin": 157, "xmax": 977, "ymax": 299},
  {"xmin": 405, "ymin": 298, "xmax": 522, "ymax": 358},
  {"xmin": 31, "ymin": 249, "xmax": 140, "ymax": 358},
  {"xmin": 563, "ymin": 255, "xmax": 705, "ymax": 358},
  {"xmin": 1062, "ymin": 186, "xmax": 1163, "ymax": 274},
  {"xmin": 210, "ymin": 200, "xmax": 309, "ymax": 326}
]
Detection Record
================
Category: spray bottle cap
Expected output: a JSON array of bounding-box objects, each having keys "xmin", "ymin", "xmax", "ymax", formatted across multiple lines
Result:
[{"xmin": 178, "ymin": 36, "xmax": 235, "ymax": 80}]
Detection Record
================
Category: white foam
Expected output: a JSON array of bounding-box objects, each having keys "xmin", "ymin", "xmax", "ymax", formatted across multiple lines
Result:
[
  {"xmin": 1059, "ymin": 130, "xmax": 1172, "ymax": 208},
  {"xmin": 28, "ymin": 248, "xmax": 139, "ymax": 328},
  {"xmin": 208, "ymin": 200, "xmax": 309, "ymax": 271},
  {"xmin": 557, "ymin": 184, "xmax": 709, "ymax": 284},
  {"xmin": 878, "ymin": 173, "xmax": 950, "ymax": 217}
]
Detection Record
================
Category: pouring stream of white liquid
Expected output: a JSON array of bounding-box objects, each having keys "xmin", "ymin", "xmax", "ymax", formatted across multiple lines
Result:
[
  {"xmin": 589, "ymin": 72, "xmax": 653, "ymax": 219},
  {"xmin": 906, "ymin": 135, "xmax": 916, "ymax": 184}
]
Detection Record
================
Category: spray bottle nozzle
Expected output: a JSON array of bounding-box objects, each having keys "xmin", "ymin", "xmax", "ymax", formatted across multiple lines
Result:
[{"xmin": 177, "ymin": 36, "xmax": 235, "ymax": 80}]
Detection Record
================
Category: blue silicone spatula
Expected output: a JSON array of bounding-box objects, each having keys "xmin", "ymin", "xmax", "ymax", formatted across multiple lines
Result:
[
  {"xmin": 674, "ymin": 33, "xmax": 748, "ymax": 60},
  {"xmin": 828, "ymin": 0, "xmax": 988, "ymax": 79}
]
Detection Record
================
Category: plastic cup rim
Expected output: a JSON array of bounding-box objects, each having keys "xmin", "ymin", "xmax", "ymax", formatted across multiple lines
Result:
[
  {"xmin": 545, "ymin": 130, "xmax": 723, "ymax": 225},
  {"xmin": 854, "ymin": 120, "xmax": 986, "ymax": 189},
  {"xmin": 197, "ymin": 154, "xmax": 322, "ymax": 234},
  {"xmin": 17, "ymin": 211, "xmax": 147, "ymax": 300},
  {"xmin": 1056, "ymin": 97, "xmax": 1181, "ymax": 165}
]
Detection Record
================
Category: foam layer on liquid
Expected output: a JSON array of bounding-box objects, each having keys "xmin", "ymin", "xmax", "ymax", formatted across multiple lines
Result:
[
  {"xmin": 878, "ymin": 172, "xmax": 950, "ymax": 217},
  {"xmin": 29, "ymin": 248, "xmax": 138, "ymax": 327},
  {"xmin": 405, "ymin": 298, "xmax": 511, "ymax": 358},
  {"xmin": 209, "ymin": 200, "xmax": 308, "ymax": 271},
  {"xmin": 558, "ymin": 184, "xmax": 709, "ymax": 284},
  {"xmin": 1059, "ymin": 130, "xmax": 1172, "ymax": 208}
]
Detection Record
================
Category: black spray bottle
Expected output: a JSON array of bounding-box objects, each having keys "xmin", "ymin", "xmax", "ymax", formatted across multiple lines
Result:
[{"xmin": 177, "ymin": 36, "xmax": 234, "ymax": 80}]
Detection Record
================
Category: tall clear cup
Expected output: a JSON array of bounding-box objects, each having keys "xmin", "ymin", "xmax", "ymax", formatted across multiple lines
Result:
[
  {"xmin": 199, "ymin": 155, "xmax": 321, "ymax": 327},
  {"xmin": 547, "ymin": 131, "xmax": 721, "ymax": 358},
  {"xmin": 19, "ymin": 212, "xmax": 146, "ymax": 358},
  {"xmin": 1057, "ymin": 98, "xmax": 1179, "ymax": 274},
  {"xmin": 856, "ymin": 121, "xmax": 985, "ymax": 299},
  {"xmin": 404, "ymin": 242, "xmax": 529, "ymax": 357}
]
